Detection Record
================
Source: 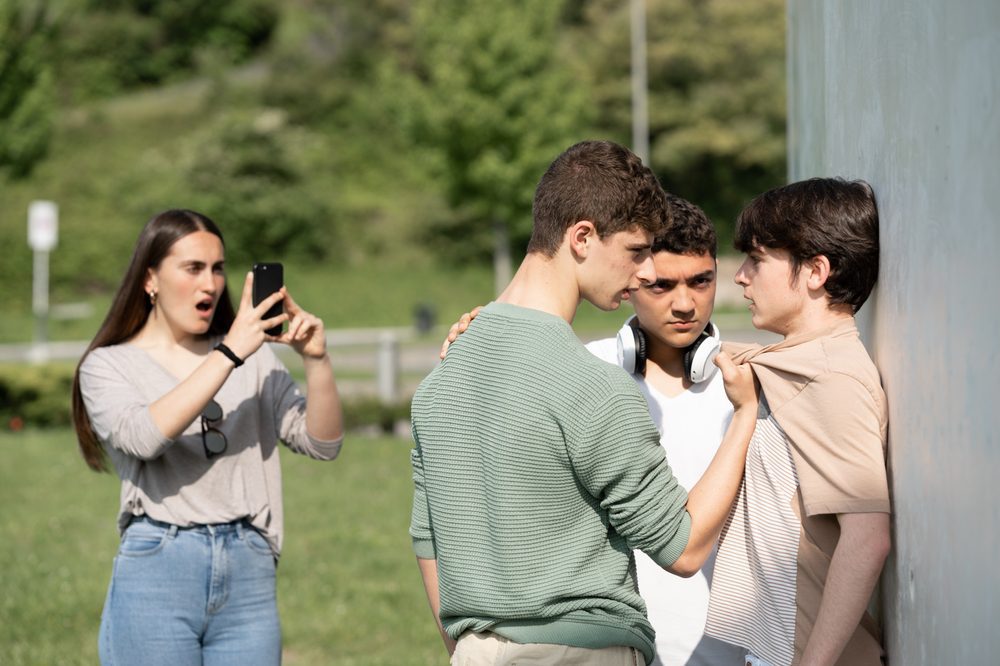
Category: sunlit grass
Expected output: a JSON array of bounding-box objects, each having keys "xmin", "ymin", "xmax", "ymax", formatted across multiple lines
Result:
[{"xmin": 0, "ymin": 428, "xmax": 443, "ymax": 665}]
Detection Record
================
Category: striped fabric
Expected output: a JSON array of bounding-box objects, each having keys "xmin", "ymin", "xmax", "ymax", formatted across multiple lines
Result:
[
  {"xmin": 409, "ymin": 302, "xmax": 692, "ymax": 665},
  {"xmin": 705, "ymin": 405, "xmax": 799, "ymax": 666}
]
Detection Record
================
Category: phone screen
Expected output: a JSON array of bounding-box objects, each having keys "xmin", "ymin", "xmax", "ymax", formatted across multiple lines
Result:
[{"xmin": 252, "ymin": 263, "xmax": 284, "ymax": 336}]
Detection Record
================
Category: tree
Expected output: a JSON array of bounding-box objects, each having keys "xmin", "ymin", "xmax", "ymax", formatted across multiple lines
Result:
[
  {"xmin": 177, "ymin": 110, "xmax": 339, "ymax": 268},
  {"xmin": 382, "ymin": 0, "xmax": 593, "ymax": 293},
  {"xmin": 53, "ymin": 0, "xmax": 279, "ymax": 101},
  {"xmin": 0, "ymin": 0, "xmax": 54, "ymax": 179},
  {"xmin": 576, "ymin": 0, "xmax": 786, "ymax": 247}
]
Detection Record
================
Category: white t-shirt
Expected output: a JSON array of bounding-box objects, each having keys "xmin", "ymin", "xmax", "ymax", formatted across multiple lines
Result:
[{"xmin": 586, "ymin": 337, "xmax": 745, "ymax": 666}]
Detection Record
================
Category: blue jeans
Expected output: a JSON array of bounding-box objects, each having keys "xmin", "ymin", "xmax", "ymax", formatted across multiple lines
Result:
[{"xmin": 99, "ymin": 516, "xmax": 281, "ymax": 666}]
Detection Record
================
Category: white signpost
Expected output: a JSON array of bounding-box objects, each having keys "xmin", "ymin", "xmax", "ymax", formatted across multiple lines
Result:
[{"xmin": 28, "ymin": 200, "xmax": 58, "ymax": 358}]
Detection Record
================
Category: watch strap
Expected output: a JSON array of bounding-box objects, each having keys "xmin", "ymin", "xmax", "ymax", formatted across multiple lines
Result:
[{"xmin": 213, "ymin": 342, "xmax": 244, "ymax": 368}]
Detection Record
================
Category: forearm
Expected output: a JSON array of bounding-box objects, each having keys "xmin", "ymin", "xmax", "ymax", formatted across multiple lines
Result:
[
  {"xmin": 417, "ymin": 557, "xmax": 457, "ymax": 656},
  {"xmin": 149, "ymin": 350, "xmax": 235, "ymax": 439},
  {"xmin": 800, "ymin": 512, "xmax": 891, "ymax": 665},
  {"xmin": 669, "ymin": 406, "xmax": 756, "ymax": 575},
  {"xmin": 301, "ymin": 353, "xmax": 343, "ymax": 441}
]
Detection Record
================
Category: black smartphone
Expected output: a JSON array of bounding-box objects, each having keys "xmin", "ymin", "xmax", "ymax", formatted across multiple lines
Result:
[{"xmin": 252, "ymin": 263, "xmax": 284, "ymax": 336}]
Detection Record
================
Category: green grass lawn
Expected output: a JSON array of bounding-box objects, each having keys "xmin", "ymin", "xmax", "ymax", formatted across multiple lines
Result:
[{"xmin": 0, "ymin": 429, "xmax": 444, "ymax": 665}]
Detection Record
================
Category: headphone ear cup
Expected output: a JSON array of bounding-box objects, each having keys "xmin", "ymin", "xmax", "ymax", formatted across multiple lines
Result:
[
  {"xmin": 616, "ymin": 315, "xmax": 647, "ymax": 375},
  {"xmin": 633, "ymin": 325, "xmax": 647, "ymax": 376},
  {"xmin": 684, "ymin": 326, "xmax": 722, "ymax": 383}
]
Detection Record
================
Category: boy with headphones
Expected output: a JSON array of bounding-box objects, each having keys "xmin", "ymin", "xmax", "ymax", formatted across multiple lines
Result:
[
  {"xmin": 704, "ymin": 178, "xmax": 890, "ymax": 666},
  {"xmin": 586, "ymin": 193, "xmax": 746, "ymax": 666}
]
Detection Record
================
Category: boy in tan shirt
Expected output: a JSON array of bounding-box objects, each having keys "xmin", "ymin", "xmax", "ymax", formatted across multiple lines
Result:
[{"xmin": 705, "ymin": 178, "xmax": 892, "ymax": 666}]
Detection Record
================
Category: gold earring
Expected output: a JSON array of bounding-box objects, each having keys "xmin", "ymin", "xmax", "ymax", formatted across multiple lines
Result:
[{"xmin": 149, "ymin": 290, "xmax": 157, "ymax": 306}]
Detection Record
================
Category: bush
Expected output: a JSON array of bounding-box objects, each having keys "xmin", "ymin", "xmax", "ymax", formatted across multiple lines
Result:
[
  {"xmin": 342, "ymin": 396, "xmax": 411, "ymax": 435},
  {"xmin": 0, "ymin": 362, "xmax": 75, "ymax": 429},
  {"xmin": 0, "ymin": 361, "xmax": 411, "ymax": 435}
]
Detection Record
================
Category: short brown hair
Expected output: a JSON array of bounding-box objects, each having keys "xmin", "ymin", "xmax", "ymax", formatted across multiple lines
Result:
[
  {"xmin": 652, "ymin": 193, "xmax": 717, "ymax": 258},
  {"xmin": 734, "ymin": 177, "xmax": 879, "ymax": 311},
  {"xmin": 527, "ymin": 140, "xmax": 667, "ymax": 256}
]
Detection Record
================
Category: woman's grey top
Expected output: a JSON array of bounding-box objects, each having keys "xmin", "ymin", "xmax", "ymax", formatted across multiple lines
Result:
[{"xmin": 79, "ymin": 342, "xmax": 343, "ymax": 556}]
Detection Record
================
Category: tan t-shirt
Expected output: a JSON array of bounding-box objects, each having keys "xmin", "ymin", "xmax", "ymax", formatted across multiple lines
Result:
[{"xmin": 706, "ymin": 318, "xmax": 890, "ymax": 666}]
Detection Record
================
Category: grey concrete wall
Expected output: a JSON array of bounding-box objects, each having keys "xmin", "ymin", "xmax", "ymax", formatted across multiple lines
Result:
[{"xmin": 787, "ymin": 2, "xmax": 1000, "ymax": 663}]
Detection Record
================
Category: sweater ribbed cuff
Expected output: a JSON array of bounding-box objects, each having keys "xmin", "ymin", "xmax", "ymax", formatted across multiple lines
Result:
[
  {"xmin": 646, "ymin": 510, "xmax": 692, "ymax": 568},
  {"xmin": 412, "ymin": 537, "xmax": 436, "ymax": 559}
]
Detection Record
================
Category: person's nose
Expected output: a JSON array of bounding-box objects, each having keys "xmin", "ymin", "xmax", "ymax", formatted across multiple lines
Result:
[
  {"xmin": 672, "ymin": 286, "xmax": 695, "ymax": 316},
  {"xmin": 734, "ymin": 259, "xmax": 750, "ymax": 286},
  {"xmin": 199, "ymin": 270, "xmax": 218, "ymax": 294},
  {"xmin": 635, "ymin": 253, "xmax": 656, "ymax": 285}
]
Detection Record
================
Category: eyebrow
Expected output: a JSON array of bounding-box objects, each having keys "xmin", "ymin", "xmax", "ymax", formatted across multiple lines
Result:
[
  {"xmin": 179, "ymin": 260, "xmax": 225, "ymax": 268},
  {"xmin": 648, "ymin": 270, "xmax": 715, "ymax": 288}
]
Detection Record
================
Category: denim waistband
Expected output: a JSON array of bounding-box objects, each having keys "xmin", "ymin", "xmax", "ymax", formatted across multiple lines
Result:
[{"xmin": 129, "ymin": 514, "xmax": 252, "ymax": 535}]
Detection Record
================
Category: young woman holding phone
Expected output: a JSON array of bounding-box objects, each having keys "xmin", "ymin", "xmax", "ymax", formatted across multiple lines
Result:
[{"xmin": 72, "ymin": 209, "xmax": 344, "ymax": 665}]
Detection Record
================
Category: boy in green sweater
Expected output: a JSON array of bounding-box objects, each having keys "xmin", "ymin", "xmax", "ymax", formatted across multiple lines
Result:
[{"xmin": 409, "ymin": 140, "xmax": 758, "ymax": 665}]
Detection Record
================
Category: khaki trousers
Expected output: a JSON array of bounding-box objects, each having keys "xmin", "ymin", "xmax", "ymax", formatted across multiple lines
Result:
[{"xmin": 450, "ymin": 631, "xmax": 643, "ymax": 666}]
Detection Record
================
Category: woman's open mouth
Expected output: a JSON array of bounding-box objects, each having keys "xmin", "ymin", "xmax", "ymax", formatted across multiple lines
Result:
[{"xmin": 196, "ymin": 299, "xmax": 215, "ymax": 317}]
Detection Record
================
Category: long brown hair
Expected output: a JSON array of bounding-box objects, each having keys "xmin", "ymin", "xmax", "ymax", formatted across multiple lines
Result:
[{"xmin": 72, "ymin": 210, "xmax": 236, "ymax": 471}]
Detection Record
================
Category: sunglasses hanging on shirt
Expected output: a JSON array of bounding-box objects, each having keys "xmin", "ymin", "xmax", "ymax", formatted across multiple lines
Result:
[{"xmin": 201, "ymin": 399, "xmax": 227, "ymax": 458}]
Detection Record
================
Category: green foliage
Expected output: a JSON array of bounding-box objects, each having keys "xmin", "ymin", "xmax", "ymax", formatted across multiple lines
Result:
[
  {"xmin": 576, "ymin": 0, "xmax": 786, "ymax": 244},
  {"xmin": 171, "ymin": 110, "xmax": 339, "ymax": 267},
  {"xmin": 263, "ymin": 0, "xmax": 411, "ymax": 126},
  {"xmin": 381, "ymin": 0, "xmax": 594, "ymax": 262},
  {"xmin": 53, "ymin": 0, "xmax": 279, "ymax": 101},
  {"xmin": 0, "ymin": 0, "xmax": 787, "ymax": 327},
  {"xmin": 0, "ymin": 362, "xmax": 74, "ymax": 428},
  {"xmin": 0, "ymin": 0, "xmax": 55, "ymax": 178}
]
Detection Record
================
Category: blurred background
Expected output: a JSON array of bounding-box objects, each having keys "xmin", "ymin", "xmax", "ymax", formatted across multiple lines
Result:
[
  {"xmin": 0, "ymin": 1, "xmax": 785, "ymax": 663},
  {"xmin": 0, "ymin": 0, "xmax": 785, "ymax": 338}
]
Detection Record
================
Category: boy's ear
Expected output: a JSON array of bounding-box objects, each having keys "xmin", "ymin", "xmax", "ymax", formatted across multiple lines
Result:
[
  {"xmin": 805, "ymin": 254, "xmax": 832, "ymax": 291},
  {"xmin": 567, "ymin": 220, "xmax": 597, "ymax": 259}
]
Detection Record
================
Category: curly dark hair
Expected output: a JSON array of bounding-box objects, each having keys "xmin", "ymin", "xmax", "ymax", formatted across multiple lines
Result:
[{"xmin": 651, "ymin": 193, "xmax": 716, "ymax": 258}]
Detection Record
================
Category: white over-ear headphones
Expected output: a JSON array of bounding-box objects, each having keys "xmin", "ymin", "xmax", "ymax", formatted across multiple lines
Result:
[
  {"xmin": 616, "ymin": 316, "xmax": 722, "ymax": 383},
  {"xmin": 616, "ymin": 315, "xmax": 647, "ymax": 376},
  {"xmin": 684, "ymin": 321, "xmax": 722, "ymax": 383}
]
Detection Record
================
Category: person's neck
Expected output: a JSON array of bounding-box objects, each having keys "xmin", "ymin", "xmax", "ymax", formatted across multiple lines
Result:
[
  {"xmin": 496, "ymin": 252, "xmax": 580, "ymax": 323},
  {"xmin": 642, "ymin": 336, "xmax": 690, "ymax": 398},
  {"xmin": 131, "ymin": 314, "xmax": 206, "ymax": 354},
  {"xmin": 782, "ymin": 304, "xmax": 854, "ymax": 340}
]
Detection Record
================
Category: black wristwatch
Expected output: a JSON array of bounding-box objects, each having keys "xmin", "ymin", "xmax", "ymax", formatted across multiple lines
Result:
[{"xmin": 214, "ymin": 342, "xmax": 244, "ymax": 368}]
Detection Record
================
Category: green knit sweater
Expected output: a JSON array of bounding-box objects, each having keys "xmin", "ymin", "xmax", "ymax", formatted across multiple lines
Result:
[{"xmin": 410, "ymin": 302, "xmax": 691, "ymax": 664}]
